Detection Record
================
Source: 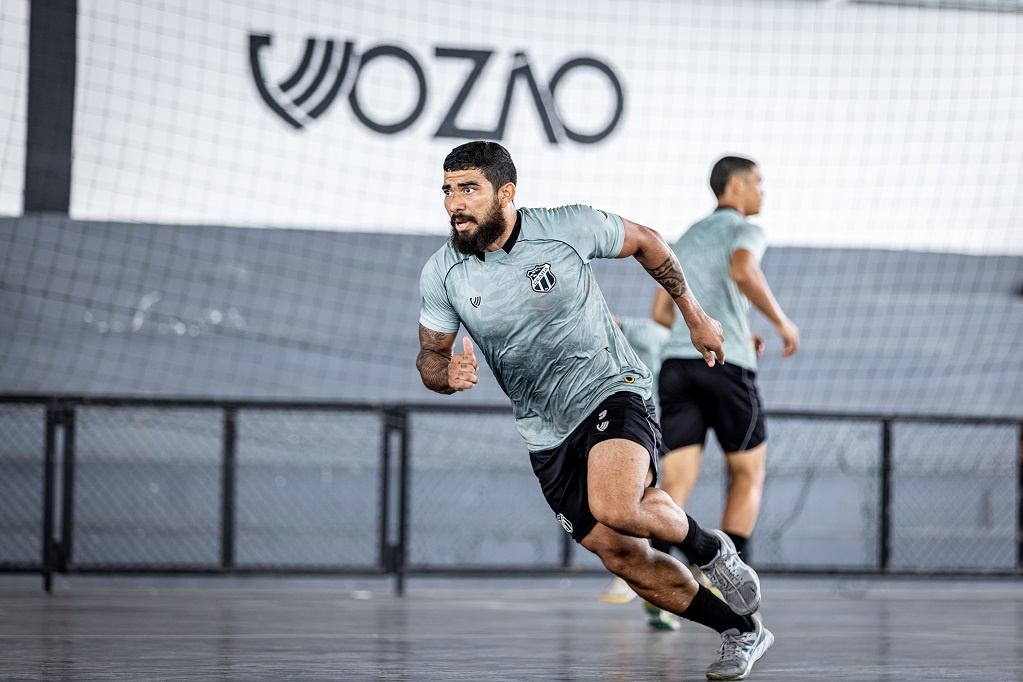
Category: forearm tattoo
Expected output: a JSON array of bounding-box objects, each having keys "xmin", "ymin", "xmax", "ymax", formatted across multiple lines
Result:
[
  {"xmin": 645, "ymin": 254, "xmax": 689, "ymax": 299},
  {"xmin": 416, "ymin": 325, "xmax": 455, "ymax": 394}
]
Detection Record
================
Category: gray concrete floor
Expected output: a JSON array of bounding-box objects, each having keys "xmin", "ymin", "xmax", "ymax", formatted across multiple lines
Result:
[{"xmin": 1, "ymin": 573, "xmax": 1022, "ymax": 681}]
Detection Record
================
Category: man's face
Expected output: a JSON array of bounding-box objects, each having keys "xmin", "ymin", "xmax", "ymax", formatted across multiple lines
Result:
[
  {"xmin": 443, "ymin": 168, "xmax": 508, "ymax": 255},
  {"xmin": 740, "ymin": 166, "xmax": 764, "ymax": 216}
]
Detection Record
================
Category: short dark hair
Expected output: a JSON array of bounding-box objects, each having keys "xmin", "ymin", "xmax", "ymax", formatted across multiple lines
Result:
[
  {"xmin": 709, "ymin": 156, "xmax": 757, "ymax": 198},
  {"xmin": 443, "ymin": 141, "xmax": 517, "ymax": 190}
]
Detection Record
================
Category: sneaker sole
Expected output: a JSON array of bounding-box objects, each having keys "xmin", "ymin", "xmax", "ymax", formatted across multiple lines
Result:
[
  {"xmin": 601, "ymin": 594, "xmax": 638, "ymax": 604},
  {"xmin": 728, "ymin": 564, "xmax": 761, "ymax": 616},
  {"xmin": 600, "ymin": 578, "xmax": 638, "ymax": 603}
]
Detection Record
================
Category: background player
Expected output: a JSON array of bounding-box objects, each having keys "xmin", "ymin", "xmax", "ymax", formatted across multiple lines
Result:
[{"xmin": 644, "ymin": 156, "xmax": 799, "ymax": 627}]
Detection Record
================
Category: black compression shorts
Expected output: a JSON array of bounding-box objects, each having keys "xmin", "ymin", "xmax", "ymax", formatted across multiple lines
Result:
[{"xmin": 529, "ymin": 391, "xmax": 666, "ymax": 543}]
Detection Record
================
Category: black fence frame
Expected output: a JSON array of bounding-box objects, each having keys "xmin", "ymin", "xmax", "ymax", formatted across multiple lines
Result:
[{"xmin": 1, "ymin": 394, "xmax": 1021, "ymax": 593}]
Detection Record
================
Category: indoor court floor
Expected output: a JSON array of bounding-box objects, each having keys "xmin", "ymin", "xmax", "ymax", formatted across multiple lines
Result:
[{"xmin": 2, "ymin": 573, "xmax": 1022, "ymax": 681}]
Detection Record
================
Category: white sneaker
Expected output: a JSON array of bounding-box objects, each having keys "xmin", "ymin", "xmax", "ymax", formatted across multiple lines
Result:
[
  {"xmin": 700, "ymin": 529, "xmax": 761, "ymax": 616},
  {"xmin": 599, "ymin": 575, "xmax": 637, "ymax": 603},
  {"xmin": 706, "ymin": 617, "xmax": 774, "ymax": 680}
]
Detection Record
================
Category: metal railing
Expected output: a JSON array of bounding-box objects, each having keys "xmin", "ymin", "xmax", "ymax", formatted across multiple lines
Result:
[{"xmin": 1, "ymin": 395, "xmax": 1020, "ymax": 592}]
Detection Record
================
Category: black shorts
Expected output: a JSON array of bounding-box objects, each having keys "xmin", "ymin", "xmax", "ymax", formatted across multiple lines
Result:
[
  {"xmin": 658, "ymin": 358, "xmax": 767, "ymax": 454},
  {"xmin": 529, "ymin": 392, "xmax": 666, "ymax": 543}
]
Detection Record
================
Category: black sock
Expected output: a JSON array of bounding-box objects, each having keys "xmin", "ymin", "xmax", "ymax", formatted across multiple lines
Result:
[
  {"xmin": 675, "ymin": 514, "xmax": 720, "ymax": 566},
  {"xmin": 726, "ymin": 532, "xmax": 749, "ymax": 563},
  {"xmin": 679, "ymin": 585, "xmax": 755, "ymax": 634},
  {"xmin": 651, "ymin": 539, "xmax": 674, "ymax": 557}
]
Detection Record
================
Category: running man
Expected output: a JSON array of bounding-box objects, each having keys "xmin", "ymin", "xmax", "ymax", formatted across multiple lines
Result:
[
  {"xmin": 644, "ymin": 156, "xmax": 799, "ymax": 627},
  {"xmin": 416, "ymin": 141, "xmax": 773, "ymax": 680}
]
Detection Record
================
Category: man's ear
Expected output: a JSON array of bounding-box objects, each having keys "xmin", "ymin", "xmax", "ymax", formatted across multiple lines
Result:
[{"xmin": 499, "ymin": 182, "xmax": 516, "ymax": 207}]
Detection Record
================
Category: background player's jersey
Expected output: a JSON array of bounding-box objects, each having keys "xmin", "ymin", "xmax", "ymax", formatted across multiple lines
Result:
[
  {"xmin": 661, "ymin": 207, "xmax": 768, "ymax": 372},
  {"xmin": 419, "ymin": 205, "xmax": 652, "ymax": 451},
  {"xmin": 616, "ymin": 316, "xmax": 671, "ymax": 415}
]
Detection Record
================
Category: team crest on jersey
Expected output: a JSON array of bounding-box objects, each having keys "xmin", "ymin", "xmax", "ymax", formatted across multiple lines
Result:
[{"xmin": 526, "ymin": 263, "xmax": 557, "ymax": 293}]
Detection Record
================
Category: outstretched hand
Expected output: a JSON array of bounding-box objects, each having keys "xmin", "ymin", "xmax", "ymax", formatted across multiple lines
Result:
[{"xmin": 448, "ymin": 336, "xmax": 479, "ymax": 390}]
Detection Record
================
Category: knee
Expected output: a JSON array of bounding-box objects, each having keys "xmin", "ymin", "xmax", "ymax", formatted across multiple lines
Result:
[
  {"xmin": 596, "ymin": 543, "xmax": 650, "ymax": 578},
  {"xmin": 589, "ymin": 503, "xmax": 637, "ymax": 535},
  {"xmin": 730, "ymin": 462, "xmax": 766, "ymax": 490}
]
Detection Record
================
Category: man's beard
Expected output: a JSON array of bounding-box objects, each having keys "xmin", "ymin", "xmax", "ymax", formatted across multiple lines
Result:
[{"xmin": 449, "ymin": 199, "xmax": 507, "ymax": 256}]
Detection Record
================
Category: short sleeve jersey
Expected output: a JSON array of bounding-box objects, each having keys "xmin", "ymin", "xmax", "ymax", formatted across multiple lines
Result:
[
  {"xmin": 660, "ymin": 208, "xmax": 768, "ymax": 372},
  {"xmin": 419, "ymin": 205, "xmax": 652, "ymax": 451}
]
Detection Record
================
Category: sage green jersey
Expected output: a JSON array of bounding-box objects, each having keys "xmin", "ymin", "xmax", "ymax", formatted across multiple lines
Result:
[
  {"xmin": 661, "ymin": 208, "xmax": 768, "ymax": 372},
  {"xmin": 419, "ymin": 205, "xmax": 652, "ymax": 451},
  {"xmin": 616, "ymin": 316, "xmax": 671, "ymax": 415}
]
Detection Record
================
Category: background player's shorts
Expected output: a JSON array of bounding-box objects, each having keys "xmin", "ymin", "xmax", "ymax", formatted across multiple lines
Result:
[
  {"xmin": 529, "ymin": 391, "xmax": 666, "ymax": 543},
  {"xmin": 658, "ymin": 358, "xmax": 767, "ymax": 454}
]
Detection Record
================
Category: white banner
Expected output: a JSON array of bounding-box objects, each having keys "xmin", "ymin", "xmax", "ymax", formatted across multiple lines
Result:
[
  {"xmin": 0, "ymin": 1, "xmax": 28, "ymax": 216},
  {"xmin": 69, "ymin": 0, "xmax": 1023, "ymax": 254}
]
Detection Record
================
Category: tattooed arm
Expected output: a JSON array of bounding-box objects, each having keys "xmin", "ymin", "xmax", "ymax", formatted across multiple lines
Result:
[
  {"xmin": 417, "ymin": 325, "xmax": 479, "ymax": 394},
  {"xmin": 617, "ymin": 217, "xmax": 725, "ymax": 366}
]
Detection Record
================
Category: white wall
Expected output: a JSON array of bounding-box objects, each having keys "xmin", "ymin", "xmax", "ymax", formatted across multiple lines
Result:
[
  {"xmin": 3, "ymin": 1, "xmax": 1021, "ymax": 253},
  {"xmin": 0, "ymin": 1, "xmax": 28, "ymax": 216}
]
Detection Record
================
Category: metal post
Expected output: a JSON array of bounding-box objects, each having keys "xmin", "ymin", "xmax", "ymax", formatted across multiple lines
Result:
[
  {"xmin": 221, "ymin": 408, "xmax": 237, "ymax": 569},
  {"xmin": 42, "ymin": 406, "xmax": 58, "ymax": 593},
  {"xmin": 396, "ymin": 409, "xmax": 410, "ymax": 596},
  {"xmin": 378, "ymin": 412, "xmax": 392, "ymax": 573},
  {"xmin": 25, "ymin": 0, "xmax": 77, "ymax": 212},
  {"xmin": 59, "ymin": 407, "xmax": 75, "ymax": 571},
  {"xmin": 880, "ymin": 419, "xmax": 893, "ymax": 573},
  {"xmin": 1016, "ymin": 421, "xmax": 1022, "ymax": 575}
]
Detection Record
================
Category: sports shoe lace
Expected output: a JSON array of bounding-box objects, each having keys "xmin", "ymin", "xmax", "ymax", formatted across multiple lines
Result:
[
  {"xmin": 707, "ymin": 550, "xmax": 742, "ymax": 586},
  {"xmin": 717, "ymin": 630, "xmax": 753, "ymax": 665},
  {"xmin": 721, "ymin": 554, "xmax": 743, "ymax": 583}
]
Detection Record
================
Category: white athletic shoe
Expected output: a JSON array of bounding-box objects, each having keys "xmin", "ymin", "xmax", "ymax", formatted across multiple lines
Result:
[
  {"xmin": 599, "ymin": 575, "xmax": 637, "ymax": 603},
  {"xmin": 700, "ymin": 529, "xmax": 761, "ymax": 616},
  {"xmin": 705, "ymin": 617, "xmax": 774, "ymax": 680}
]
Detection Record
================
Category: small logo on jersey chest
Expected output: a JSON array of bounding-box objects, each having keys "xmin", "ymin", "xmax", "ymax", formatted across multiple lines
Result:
[
  {"xmin": 469, "ymin": 296, "xmax": 481, "ymax": 308},
  {"xmin": 526, "ymin": 263, "xmax": 557, "ymax": 293}
]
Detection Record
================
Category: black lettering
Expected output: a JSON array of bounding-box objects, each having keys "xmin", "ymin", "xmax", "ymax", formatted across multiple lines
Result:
[
  {"xmin": 348, "ymin": 45, "xmax": 427, "ymax": 134},
  {"xmin": 548, "ymin": 57, "xmax": 624, "ymax": 144},
  {"xmin": 433, "ymin": 48, "xmax": 494, "ymax": 139},
  {"xmin": 495, "ymin": 53, "xmax": 560, "ymax": 144}
]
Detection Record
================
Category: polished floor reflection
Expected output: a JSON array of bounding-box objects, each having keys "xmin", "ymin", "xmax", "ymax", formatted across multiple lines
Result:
[{"xmin": 2, "ymin": 574, "xmax": 1022, "ymax": 681}]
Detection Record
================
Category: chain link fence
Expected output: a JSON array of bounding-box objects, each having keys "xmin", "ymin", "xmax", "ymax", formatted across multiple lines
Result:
[
  {"xmin": 74, "ymin": 406, "xmax": 221, "ymax": 566},
  {"xmin": 407, "ymin": 410, "xmax": 565, "ymax": 569},
  {"xmin": 890, "ymin": 421, "xmax": 1018, "ymax": 571},
  {"xmin": 235, "ymin": 409, "xmax": 382, "ymax": 568},
  {"xmin": 0, "ymin": 398, "xmax": 1020, "ymax": 588},
  {"xmin": 0, "ymin": 404, "xmax": 45, "ymax": 567}
]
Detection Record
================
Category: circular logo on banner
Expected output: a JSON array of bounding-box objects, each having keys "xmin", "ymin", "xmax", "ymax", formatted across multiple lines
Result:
[{"xmin": 556, "ymin": 513, "xmax": 574, "ymax": 534}]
